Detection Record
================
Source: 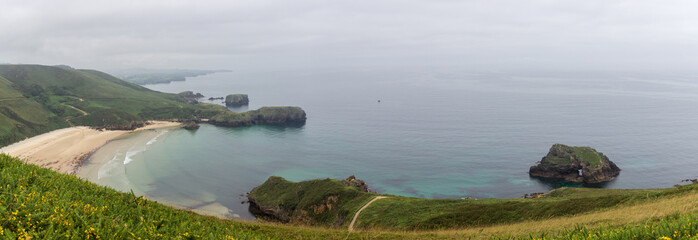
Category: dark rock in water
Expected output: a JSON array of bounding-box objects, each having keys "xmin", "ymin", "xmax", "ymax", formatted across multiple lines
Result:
[
  {"xmin": 683, "ymin": 179, "xmax": 698, "ymax": 184},
  {"xmin": 529, "ymin": 144, "xmax": 620, "ymax": 184},
  {"xmin": 225, "ymin": 94, "xmax": 249, "ymax": 106},
  {"xmin": 208, "ymin": 97, "xmax": 224, "ymax": 101},
  {"xmin": 182, "ymin": 121, "xmax": 200, "ymax": 130}
]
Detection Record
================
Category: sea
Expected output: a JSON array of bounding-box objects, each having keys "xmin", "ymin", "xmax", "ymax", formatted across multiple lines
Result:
[{"xmin": 77, "ymin": 67, "xmax": 698, "ymax": 220}]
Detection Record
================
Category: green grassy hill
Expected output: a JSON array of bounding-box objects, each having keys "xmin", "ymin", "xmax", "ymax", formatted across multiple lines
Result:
[
  {"xmin": 0, "ymin": 64, "xmax": 209, "ymax": 146},
  {"xmin": 248, "ymin": 176, "xmax": 376, "ymax": 228},
  {"xmin": 0, "ymin": 73, "xmax": 70, "ymax": 147},
  {"xmin": 0, "ymin": 64, "xmax": 301, "ymax": 147}
]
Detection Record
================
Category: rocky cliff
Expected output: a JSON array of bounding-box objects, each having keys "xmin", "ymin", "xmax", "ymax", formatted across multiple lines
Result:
[
  {"xmin": 208, "ymin": 106, "xmax": 306, "ymax": 127},
  {"xmin": 529, "ymin": 144, "xmax": 620, "ymax": 183},
  {"xmin": 225, "ymin": 94, "xmax": 249, "ymax": 106}
]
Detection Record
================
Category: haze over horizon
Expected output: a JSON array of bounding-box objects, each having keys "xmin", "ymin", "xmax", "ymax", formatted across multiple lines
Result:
[{"xmin": 2, "ymin": 0, "xmax": 698, "ymax": 73}]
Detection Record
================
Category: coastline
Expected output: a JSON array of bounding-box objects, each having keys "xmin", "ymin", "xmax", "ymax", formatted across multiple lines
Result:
[{"xmin": 0, "ymin": 121, "xmax": 182, "ymax": 175}]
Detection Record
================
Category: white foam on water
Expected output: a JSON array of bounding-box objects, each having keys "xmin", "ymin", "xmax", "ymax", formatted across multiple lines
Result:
[
  {"xmin": 146, "ymin": 130, "xmax": 169, "ymax": 146},
  {"xmin": 123, "ymin": 148, "xmax": 142, "ymax": 165},
  {"xmin": 98, "ymin": 153, "xmax": 123, "ymax": 180}
]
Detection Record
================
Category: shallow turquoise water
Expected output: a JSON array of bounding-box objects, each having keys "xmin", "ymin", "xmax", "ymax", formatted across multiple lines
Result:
[{"xmin": 85, "ymin": 68, "xmax": 698, "ymax": 219}]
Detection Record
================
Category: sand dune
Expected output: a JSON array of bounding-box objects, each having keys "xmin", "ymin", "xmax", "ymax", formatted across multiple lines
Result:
[{"xmin": 0, "ymin": 121, "xmax": 181, "ymax": 174}]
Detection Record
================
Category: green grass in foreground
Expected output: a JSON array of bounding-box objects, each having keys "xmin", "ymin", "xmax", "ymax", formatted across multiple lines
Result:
[
  {"xmin": 508, "ymin": 214, "xmax": 698, "ymax": 240},
  {"xmin": 0, "ymin": 154, "xmax": 426, "ymax": 239},
  {"xmin": 0, "ymin": 154, "xmax": 267, "ymax": 239}
]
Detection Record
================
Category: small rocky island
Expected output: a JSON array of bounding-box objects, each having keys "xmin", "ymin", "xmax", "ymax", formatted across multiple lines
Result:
[
  {"xmin": 225, "ymin": 94, "xmax": 249, "ymax": 106},
  {"xmin": 529, "ymin": 144, "xmax": 620, "ymax": 183}
]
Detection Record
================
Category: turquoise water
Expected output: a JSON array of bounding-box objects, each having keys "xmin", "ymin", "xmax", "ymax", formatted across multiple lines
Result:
[{"xmin": 84, "ymin": 68, "xmax": 698, "ymax": 219}]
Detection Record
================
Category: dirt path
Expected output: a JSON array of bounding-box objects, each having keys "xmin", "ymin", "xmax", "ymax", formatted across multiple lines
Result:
[
  {"xmin": 61, "ymin": 103, "xmax": 88, "ymax": 126},
  {"xmin": 61, "ymin": 103, "xmax": 88, "ymax": 116},
  {"xmin": 348, "ymin": 196, "xmax": 388, "ymax": 232},
  {"xmin": 69, "ymin": 105, "xmax": 88, "ymax": 116},
  {"xmin": 0, "ymin": 97, "xmax": 27, "ymax": 102}
]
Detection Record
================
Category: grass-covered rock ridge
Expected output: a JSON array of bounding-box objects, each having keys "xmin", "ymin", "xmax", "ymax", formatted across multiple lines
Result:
[
  {"xmin": 529, "ymin": 143, "xmax": 621, "ymax": 183},
  {"xmin": 209, "ymin": 107, "xmax": 306, "ymax": 127},
  {"xmin": 248, "ymin": 176, "xmax": 375, "ymax": 228}
]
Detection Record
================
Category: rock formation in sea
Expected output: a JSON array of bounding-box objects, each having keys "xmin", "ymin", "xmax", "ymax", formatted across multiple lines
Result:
[
  {"xmin": 529, "ymin": 144, "xmax": 620, "ymax": 183},
  {"xmin": 182, "ymin": 121, "xmax": 200, "ymax": 130},
  {"xmin": 208, "ymin": 106, "xmax": 306, "ymax": 127},
  {"xmin": 225, "ymin": 94, "xmax": 249, "ymax": 106}
]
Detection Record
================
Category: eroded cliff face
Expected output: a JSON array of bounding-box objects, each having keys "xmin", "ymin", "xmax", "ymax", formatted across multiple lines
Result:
[
  {"xmin": 247, "ymin": 199, "xmax": 292, "ymax": 223},
  {"xmin": 529, "ymin": 144, "xmax": 620, "ymax": 183},
  {"xmin": 225, "ymin": 94, "xmax": 249, "ymax": 106}
]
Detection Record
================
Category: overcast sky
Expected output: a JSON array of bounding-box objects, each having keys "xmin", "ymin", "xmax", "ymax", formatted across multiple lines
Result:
[{"xmin": 2, "ymin": 0, "xmax": 698, "ymax": 72}]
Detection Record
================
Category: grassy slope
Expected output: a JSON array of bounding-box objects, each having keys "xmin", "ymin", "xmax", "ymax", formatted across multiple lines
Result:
[
  {"xmin": 0, "ymin": 74, "xmax": 70, "ymax": 146},
  {"xmin": 356, "ymin": 188, "xmax": 660, "ymax": 230},
  {"xmin": 0, "ymin": 64, "xmax": 236, "ymax": 146},
  {"xmin": 0, "ymin": 65, "xmax": 212, "ymax": 115}
]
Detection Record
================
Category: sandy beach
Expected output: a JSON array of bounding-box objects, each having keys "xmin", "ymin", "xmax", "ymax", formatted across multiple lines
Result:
[{"xmin": 0, "ymin": 121, "xmax": 181, "ymax": 174}]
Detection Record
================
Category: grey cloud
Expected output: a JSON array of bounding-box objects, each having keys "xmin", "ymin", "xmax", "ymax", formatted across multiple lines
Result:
[{"xmin": 2, "ymin": 0, "xmax": 698, "ymax": 72}]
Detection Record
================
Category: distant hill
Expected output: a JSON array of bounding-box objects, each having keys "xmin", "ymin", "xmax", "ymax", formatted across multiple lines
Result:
[
  {"xmin": 0, "ymin": 64, "xmax": 300, "ymax": 147},
  {"xmin": 108, "ymin": 68, "xmax": 230, "ymax": 85},
  {"xmin": 0, "ymin": 65, "xmax": 216, "ymax": 146}
]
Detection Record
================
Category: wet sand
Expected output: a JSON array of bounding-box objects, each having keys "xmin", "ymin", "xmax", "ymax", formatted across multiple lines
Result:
[{"xmin": 0, "ymin": 121, "xmax": 181, "ymax": 174}]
